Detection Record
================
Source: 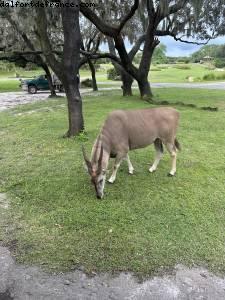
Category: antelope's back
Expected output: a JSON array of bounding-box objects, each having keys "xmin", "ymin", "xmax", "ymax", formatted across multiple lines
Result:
[{"xmin": 102, "ymin": 107, "xmax": 179, "ymax": 150}]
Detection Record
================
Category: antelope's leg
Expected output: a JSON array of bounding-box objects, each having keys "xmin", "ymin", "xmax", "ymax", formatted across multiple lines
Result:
[
  {"xmin": 149, "ymin": 138, "xmax": 163, "ymax": 173},
  {"xmin": 108, "ymin": 154, "xmax": 125, "ymax": 183},
  {"xmin": 126, "ymin": 154, "xmax": 134, "ymax": 174},
  {"xmin": 165, "ymin": 142, "xmax": 177, "ymax": 176}
]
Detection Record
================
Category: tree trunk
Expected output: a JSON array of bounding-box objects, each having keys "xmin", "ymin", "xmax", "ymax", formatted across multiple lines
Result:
[
  {"xmin": 35, "ymin": 2, "xmax": 84, "ymax": 137},
  {"xmin": 138, "ymin": 80, "xmax": 153, "ymax": 99},
  {"xmin": 88, "ymin": 59, "xmax": 98, "ymax": 91},
  {"xmin": 138, "ymin": 45, "xmax": 155, "ymax": 98},
  {"xmin": 121, "ymin": 71, "xmax": 133, "ymax": 96},
  {"xmin": 62, "ymin": 76, "xmax": 84, "ymax": 137},
  {"xmin": 107, "ymin": 37, "xmax": 134, "ymax": 96},
  {"xmin": 42, "ymin": 63, "xmax": 56, "ymax": 97},
  {"xmin": 61, "ymin": 1, "xmax": 84, "ymax": 137},
  {"xmin": 138, "ymin": 20, "xmax": 160, "ymax": 99}
]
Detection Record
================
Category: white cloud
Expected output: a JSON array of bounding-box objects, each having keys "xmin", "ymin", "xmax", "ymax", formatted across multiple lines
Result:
[
  {"xmin": 100, "ymin": 36, "xmax": 225, "ymax": 57},
  {"xmin": 159, "ymin": 36, "xmax": 225, "ymax": 57}
]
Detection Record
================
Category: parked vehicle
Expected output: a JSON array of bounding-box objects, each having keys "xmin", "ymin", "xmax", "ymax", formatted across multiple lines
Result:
[
  {"xmin": 20, "ymin": 74, "xmax": 80, "ymax": 94},
  {"xmin": 20, "ymin": 74, "xmax": 64, "ymax": 94}
]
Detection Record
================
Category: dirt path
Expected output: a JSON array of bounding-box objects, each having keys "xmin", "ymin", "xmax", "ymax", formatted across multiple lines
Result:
[
  {"xmin": 1, "ymin": 244, "xmax": 225, "ymax": 300},
  {"xmin": 0, "ymin": 91, "xmax": 54, "ymax": 111},
  {"xmin": 1, "ymin": 82, "xmax": 225, "ymax": 112}
]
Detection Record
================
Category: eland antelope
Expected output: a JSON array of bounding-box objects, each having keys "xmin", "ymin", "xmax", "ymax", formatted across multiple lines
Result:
[{"xmin": 82, "ymin": 107, "xmax": 180, "ymax": 199}]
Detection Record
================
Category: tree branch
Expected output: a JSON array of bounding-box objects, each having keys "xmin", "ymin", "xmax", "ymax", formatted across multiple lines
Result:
[
  {"xmin": 80, "ymin": 0, "xmax": 139, "ymax": 37},
  {"xmin": 156, "ymin": 30, "xmax": 211, "ymax": 45},
  {"xmin": 128, "ymin": 34, "xmax": 146, "ymax": 59},
  {"xmin": 80, "ymin": 6, "xmax": 117, "ymax": 37},
  {"xmin": 34, "ymin": 1, "xmax": 61, "ymax": 73},
  {"xmin": 161, "ymin": 0, "xmax": 188, "ymax": 18},
  {"xmin": 118, "ymin": 0, "xmax": 139, "ymax": 33},
  {"xmin": 86, "ymin": 30, "xmax": 98, "ymax": 51},
  {"xmin": 80, "ymin": 49, "xmax": 122, "ymax": 65},
  {"xmin": 147, "ymin": 0, "xmax": 155, "ymax": 17}
]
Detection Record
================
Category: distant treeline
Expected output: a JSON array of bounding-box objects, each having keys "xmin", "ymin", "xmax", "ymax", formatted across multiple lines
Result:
[{"xmin": 191, "ymin": 44, "xmax": 225, "ymax": 67}]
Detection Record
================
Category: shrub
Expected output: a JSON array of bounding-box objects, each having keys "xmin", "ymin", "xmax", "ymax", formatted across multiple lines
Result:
[
  {"xmin": 150, "ymin": 67, "xmax": 162, "ymax": 71},
  {"xmin": 80, "ymin": 63, "xmax": 101, "ymax": 71},
  {"xmin": 25, "ymin": 62, "xmax": 39, "ymax": 71},
  {"xmin": 175, "ymin": 65, "xmax": 191, "ymax": 70},
  {"xmin": 81, "ymin": 78, "xmax": 93, "ymax": 88},
  {"xmin": 216, "ymin": 73, "xmax": 225, "ymax": 80},
  {"xmin": 202, "ymin": 73, "xmax": 216, "ymax": 81},
  {"xmin": 214, "ymin": 59, "xmax": 225, "ymax": 69},
  {"xmin": 176, "ymin": 57, "xmax": 191, "ymax": 64},
  {"xmin": 205, "ymin": 65, "xmax": 216, "ymax": 70},
  {"xmin": 0, "ymin": 61, "xmax": 15, "ymax": 71},
  {"xmin": 107, "ymin": 68, "xmax": 121, "ymax": 80},
  {"xmin": 159, "ymin": 65, "xmax": 169, "ymax": 69}
]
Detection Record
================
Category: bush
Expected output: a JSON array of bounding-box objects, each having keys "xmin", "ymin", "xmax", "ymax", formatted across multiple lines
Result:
[
  {"xmin": 25, "ymin": 62, "xmax": 39, "ymax": 71},
  {"xmin": 159, "ymin": 65, "xmax": 169, "ymax": 69},
  {"xmin": 177, "ymin": 58, "xmax": 191, "ymax": 64},
  {"xmin": 0, "ymin": 61, "xmax": 15, "ymax": 71},
  {"xmin": 205, "ymin": 65, "xmax": 216, "ymax": 70},
  {"xmin": 80, "ymin": 63, "xmax": 101, "ymax": 71},
  {"xmin": 150, "ymin": 67, "xmax": 162, "ymax": 71},
  {"xmin": 214, "ymin": 59, "xmax": 225, "ymax": 69},
  {"xmin": 175, "ymin": 65, "xmax": 191, "ymax": 70},
  {"xmin": 202, "ymin": 73, "xmax": 216, "ymax": 81},
  {"xmin": 202, "ymin": 72, "xmax": 225, "ymax": 81},
  {"xmin": 216, "ymin": 73, "xmax": 225, "ymax": 80},
  {"xmin": 80, "ymin": 78, "xmax": 93, "ymax": 88},
  {"xmin": 107, "ymin": 68, "xmax": 121, "ymax": 80}
]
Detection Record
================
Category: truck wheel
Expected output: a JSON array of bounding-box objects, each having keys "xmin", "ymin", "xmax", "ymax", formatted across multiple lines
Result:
[{"xmin": 28, "ymin": 85, "xmax": 37, "ymax": 94}]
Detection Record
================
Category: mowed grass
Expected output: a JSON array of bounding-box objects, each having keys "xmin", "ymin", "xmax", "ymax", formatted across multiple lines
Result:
[
  {"xmin": 0, "ymin": 68, "xmax": 109, "ymax": 92},
  {"xmin": 1, "ymin": 63, "xmax": 225, "ymax": 92},
  {"xmin": 0, "ymin": 89, "xmax": 225, "ymax": 276},
  {"xmin": 149, "ymin": 63, "xmax": 222, "ymax": 83},
  {"xmin": 0, "ymin": 78, "xmax": 21, "ymax": 92}
]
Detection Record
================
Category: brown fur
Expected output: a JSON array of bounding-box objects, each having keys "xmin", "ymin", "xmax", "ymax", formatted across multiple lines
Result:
[
  {"xmin": 83, "ymin": 107, "xmax": 180, "ymax": 198},
  {"xmin": 98, "ymin": 107, "xmax": 180, "ymax": 156}
]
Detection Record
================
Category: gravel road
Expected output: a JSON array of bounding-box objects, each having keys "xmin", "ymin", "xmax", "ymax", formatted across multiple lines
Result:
[
  {"xmin": 1, "ymin": 82, "xmax": 225, "ymax": 112},
  {"xmin": 1, "ymin": 244, "xmax": 225, "ymax": 300}
]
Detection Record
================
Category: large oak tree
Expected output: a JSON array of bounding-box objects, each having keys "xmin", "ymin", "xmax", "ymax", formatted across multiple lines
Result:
[
  {"xmin": 81, "ymin": 0, "xmax": 224, "ymax": 98},
  {"xmin": 35, "ymin": 0, "xmax": 83, "ymax": 137}
]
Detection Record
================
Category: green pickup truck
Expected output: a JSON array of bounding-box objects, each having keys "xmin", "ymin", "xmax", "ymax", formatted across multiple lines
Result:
[{"xmin": 20, "ymin": 74, "xmax": 64, "ymax": 94}]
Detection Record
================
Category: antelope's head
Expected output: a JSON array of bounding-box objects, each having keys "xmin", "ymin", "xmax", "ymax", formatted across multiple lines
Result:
[{"xmin": 82, "ymin": 145, "xmax": 106, "ymax": 199}]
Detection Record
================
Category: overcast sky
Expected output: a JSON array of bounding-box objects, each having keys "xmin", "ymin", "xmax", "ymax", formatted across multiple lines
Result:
[
  {"xmin": 101, "ymin": 36, "xmax": 225, "ymax": 57},
  {"xmin": 159, "ymin": 36, "xmax": 225, "ymax": 57}
]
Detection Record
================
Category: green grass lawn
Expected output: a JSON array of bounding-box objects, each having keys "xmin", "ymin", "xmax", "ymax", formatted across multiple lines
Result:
[
  {"xmin": 0, "ymin": 68, "xmax": 109, "ymax": 92},
  {"xmin": 1, "ymin": 63, "xmax": 225, "ymax": 92},
  {"xmin": 1, "ymin": 89, "xmax": 225, "ymax": 276},
  {"xmin": 0, "ymin": 78, "xmax": 21, "ymax": 93},
  {"xmin": 149, "ymin": 63, "xmax": 223, "ymax": 83}
]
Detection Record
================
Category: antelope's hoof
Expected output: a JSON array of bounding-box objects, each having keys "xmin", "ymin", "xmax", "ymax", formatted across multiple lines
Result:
[
  {"xmin": 149, "ymin": 167, "xmax": 156, "ymax": 173},
  {"xmin": 129, "ymin": 170, "xmax": 134, "ymax": 175},
  {"xmin": 108, "ymin": 178, "xmax": 115, "ymax": 184},
  {"xmin": 167, "ymin": 172, "xmax": 175, "ymax": 177}
]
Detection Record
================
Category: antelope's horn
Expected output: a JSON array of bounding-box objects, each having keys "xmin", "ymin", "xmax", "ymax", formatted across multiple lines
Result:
[
  {"xmin": 97, "ymin": 145, "xmax": 104, "ymax": 174},
  {"xmin": 82, "ymin": 145, "xmax": 92, "ymax": 170}
]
